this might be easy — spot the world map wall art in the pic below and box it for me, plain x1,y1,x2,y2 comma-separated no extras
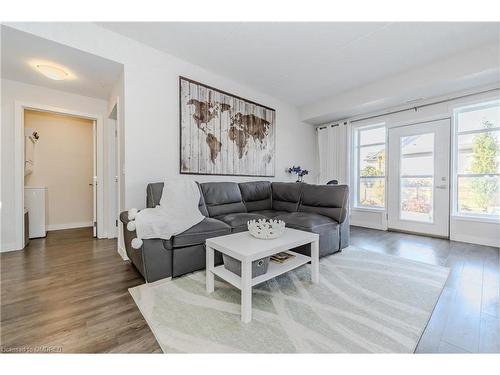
180,77,276,176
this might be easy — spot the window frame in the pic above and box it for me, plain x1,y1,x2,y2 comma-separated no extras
352,122,387,210
452,99,500,220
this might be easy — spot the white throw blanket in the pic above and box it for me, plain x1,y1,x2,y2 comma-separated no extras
127,180,205,249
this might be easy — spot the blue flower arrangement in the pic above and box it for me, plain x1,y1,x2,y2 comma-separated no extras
287,165,309,182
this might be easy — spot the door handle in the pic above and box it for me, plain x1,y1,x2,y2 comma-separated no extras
435,184,448,189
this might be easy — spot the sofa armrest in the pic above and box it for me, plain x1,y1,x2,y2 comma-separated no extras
120,211,173,282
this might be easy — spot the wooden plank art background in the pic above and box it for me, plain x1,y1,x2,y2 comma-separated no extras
180,77,276,177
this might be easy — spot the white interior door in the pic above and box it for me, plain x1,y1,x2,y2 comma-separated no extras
108,118,118,238
92,120,97,237
388,119,451,237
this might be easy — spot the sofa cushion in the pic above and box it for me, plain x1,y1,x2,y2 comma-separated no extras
201,182,246,217
275,211,337,230
238,181,272,212
146,182,209,216
251,209,289,219
299,184,348,223
172,217,231,248
215,212,268,232
275,212,340,257
271,182,302,212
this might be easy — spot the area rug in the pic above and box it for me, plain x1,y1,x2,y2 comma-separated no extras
129,247,449,353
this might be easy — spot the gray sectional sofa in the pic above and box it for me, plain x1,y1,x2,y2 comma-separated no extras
120,181,349,282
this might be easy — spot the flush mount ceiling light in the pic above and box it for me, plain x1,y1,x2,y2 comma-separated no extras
35,64,69,80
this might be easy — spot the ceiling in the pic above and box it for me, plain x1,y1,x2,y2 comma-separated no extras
97,22,499,106
1,26,123,99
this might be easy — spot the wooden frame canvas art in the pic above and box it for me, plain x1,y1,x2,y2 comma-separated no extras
180,77,276,176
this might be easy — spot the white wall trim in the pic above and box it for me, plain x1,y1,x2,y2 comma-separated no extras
350,220,386,231
47,222,93,231
14,101,106,251
107,96,121,240
117,242,129,261
1,243,20,253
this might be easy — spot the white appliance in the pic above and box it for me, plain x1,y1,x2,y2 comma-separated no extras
24,186,47,238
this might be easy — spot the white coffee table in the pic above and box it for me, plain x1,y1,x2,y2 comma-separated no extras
205,228,319,323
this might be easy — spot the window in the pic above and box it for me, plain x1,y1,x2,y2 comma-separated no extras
353,124,386,208
454,100,500,218
399,133,435,223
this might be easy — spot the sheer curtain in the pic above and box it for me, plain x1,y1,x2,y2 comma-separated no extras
317,121,351,185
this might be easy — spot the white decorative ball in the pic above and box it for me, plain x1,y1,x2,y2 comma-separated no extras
247,219,285,239
131,238,143,249
128,208,138,220
127,221,136,231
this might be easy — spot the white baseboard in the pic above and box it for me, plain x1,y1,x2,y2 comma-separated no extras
108,227,118,239
0,242,22,252
350,219,386,231
47,221,93,231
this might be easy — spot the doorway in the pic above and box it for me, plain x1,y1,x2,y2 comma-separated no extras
23,109,97,239
387,119,451,237
15,102,105,250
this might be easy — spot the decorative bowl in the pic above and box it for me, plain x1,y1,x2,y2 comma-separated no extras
247,219,286,239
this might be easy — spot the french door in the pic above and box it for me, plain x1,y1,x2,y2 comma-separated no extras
388,119,450,237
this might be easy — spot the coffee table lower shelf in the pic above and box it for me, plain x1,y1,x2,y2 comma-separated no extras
212,251,310,289
205,228,319,323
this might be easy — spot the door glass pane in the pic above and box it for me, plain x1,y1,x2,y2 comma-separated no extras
359,145,385,176
400,133,434,176
457,131,500,174
400,177,434,222
399,133,434,223
457,175,500,215
359,177,385,207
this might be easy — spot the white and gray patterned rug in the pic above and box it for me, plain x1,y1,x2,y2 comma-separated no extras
129,247,449,353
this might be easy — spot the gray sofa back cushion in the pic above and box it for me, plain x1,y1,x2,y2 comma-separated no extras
299,184,349,223
146,182,164,208
238,181,272,212
146,182,209,217
200,182,246,217
271,182,302,212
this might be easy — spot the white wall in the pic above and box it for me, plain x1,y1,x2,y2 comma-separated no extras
24,110,94,230
348,87,500,248
301,42,500,125
1,79,109,250
2,23,317,250
6,23,317,204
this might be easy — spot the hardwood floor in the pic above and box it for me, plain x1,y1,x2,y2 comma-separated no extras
0,228,161,353
350,226,500,353
1,226,498,353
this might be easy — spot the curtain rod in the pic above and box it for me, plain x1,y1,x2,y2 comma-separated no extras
316,122,348,130
349,87,499,124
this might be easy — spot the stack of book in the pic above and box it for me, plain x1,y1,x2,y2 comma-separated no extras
270,252,295,264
